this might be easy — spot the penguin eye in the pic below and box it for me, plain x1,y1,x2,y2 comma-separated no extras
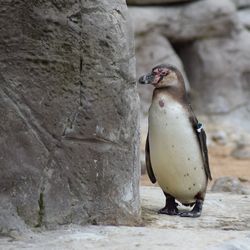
153,68,162,75
152,68,169,76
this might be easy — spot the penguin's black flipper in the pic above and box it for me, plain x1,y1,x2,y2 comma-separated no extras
188,105,212,181
145,133,157,184
196,125,212,181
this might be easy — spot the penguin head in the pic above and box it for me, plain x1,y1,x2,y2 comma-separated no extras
139,64,183,89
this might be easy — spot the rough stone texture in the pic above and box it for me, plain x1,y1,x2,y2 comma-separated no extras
177,30,250,132
129,0,237,42
129,0,250,146
238,9,250,30
231,0,250,8
211,177,249,194
1,187,250,249
231,142,250,159
0,0,140,233
210,131,228,145
127,0,193,5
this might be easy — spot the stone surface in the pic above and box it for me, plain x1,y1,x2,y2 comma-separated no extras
177,30,250,132
127,0,193,5
231,0,250,8
0,0,140,233
211,176,249,194
231,142,250,159
1,186,250,249
129,0,237,42
210,131,228,145
238,9,250,30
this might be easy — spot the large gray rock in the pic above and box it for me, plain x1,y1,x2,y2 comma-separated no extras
177,30,250,132
129,0,237,42
0,0,140,234
230,0,250,8
211,177,249,194
127,0,193,5
231,140,250,159
238,9,250,30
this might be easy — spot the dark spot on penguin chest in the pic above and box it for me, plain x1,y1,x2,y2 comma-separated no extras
159,100,165,107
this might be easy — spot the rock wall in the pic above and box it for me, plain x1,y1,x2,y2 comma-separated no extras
127,0,250,170
128,0,250,135
0,0,140,235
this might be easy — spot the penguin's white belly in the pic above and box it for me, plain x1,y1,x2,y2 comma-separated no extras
149,96,207,204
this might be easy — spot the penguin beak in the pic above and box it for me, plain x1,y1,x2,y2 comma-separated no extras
139,73,155,85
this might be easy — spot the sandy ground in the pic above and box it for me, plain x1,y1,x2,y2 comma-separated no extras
141,144,250,188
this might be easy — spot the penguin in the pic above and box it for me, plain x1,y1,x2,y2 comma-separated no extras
139,64,212,217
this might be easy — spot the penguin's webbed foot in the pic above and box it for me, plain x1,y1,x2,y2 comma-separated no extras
179,199,203,218
158,200,179,215
158,206,179,215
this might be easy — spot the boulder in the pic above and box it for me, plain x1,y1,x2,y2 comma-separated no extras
177,30,250,132
129,0,237,42
238,9,250,30
0,0,140,234
231,142,250,159
211,177,249,194
127,0,194,5
230,0,250,8
210,131,228,145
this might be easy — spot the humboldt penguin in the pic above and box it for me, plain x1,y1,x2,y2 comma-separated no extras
139,64,212,217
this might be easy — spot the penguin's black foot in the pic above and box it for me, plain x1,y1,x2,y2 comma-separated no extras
179,199,203,218
158,205,179,215
158,194,179,215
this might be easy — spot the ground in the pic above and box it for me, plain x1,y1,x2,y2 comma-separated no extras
1,186,250,250
1,143,250,249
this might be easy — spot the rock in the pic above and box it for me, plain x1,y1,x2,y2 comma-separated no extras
231,143,250,159
210,131,228,145
211,177,249,194
0,0,140,233
129,0,237,42
127,0,193,5
230,0,250,8
0,197,31,239
177,30,250,132
238,9,250,30
140,151,146,175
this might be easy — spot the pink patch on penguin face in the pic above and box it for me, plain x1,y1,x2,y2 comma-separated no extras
153,68,169,76
152,67,170,85
159,99,165,107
